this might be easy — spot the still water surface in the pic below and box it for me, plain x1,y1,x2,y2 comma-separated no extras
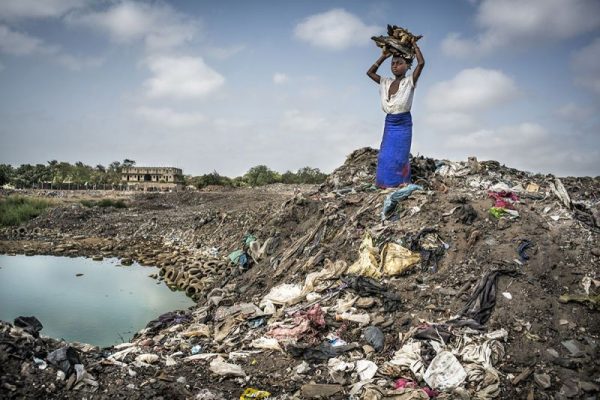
0,255,194,347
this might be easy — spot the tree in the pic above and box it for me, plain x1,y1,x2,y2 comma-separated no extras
296,166,327,184
189,171,234,188
0,164,13,186
122,159,136,168
281,170,297,184
243,165,280,186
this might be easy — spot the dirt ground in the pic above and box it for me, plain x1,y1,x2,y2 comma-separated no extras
1,149,599,399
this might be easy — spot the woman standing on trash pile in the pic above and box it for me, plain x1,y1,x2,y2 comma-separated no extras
367,37,425,188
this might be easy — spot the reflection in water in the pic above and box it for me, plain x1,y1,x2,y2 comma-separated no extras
0,255,194,347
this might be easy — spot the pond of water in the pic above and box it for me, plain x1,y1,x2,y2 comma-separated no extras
0,255,194,347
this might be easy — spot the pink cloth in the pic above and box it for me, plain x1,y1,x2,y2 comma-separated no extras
394,378,437,398
267,305,325,342
488,191,519,209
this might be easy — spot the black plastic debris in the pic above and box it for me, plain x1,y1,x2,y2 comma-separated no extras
14,316,43,338
456,204,477,225
414,324,453,344
363,326,384,352
47,346,81,376
144,310,192,335
342,276,402,312
288,341,359,361
403,227,447,273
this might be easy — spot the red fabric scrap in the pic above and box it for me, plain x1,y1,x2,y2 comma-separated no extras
394,378,438,398
488,191,519,209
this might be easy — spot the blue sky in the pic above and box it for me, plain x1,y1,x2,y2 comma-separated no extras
0,0,598,176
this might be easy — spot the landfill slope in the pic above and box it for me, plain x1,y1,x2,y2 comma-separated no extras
0,148,599,399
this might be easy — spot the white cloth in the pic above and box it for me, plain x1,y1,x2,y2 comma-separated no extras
380,75,415,114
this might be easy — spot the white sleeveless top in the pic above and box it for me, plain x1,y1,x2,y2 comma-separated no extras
379,75,415,114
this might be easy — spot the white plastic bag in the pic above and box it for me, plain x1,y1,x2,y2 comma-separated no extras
423,351,466,390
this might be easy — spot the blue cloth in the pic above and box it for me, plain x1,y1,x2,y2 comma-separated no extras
376,112,413,188
381,184,423,220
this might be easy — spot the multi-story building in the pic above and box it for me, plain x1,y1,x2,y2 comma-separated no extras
121,167,184,191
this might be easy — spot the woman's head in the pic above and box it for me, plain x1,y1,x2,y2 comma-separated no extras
391,55,412,77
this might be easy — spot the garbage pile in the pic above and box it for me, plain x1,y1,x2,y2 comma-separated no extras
1,148,599,399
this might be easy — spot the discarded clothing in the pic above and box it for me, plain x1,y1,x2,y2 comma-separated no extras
144,310,191,335
342,276,403,312
288,341,359,361
388,341,425,379
451,268,518,327
268,304,325,342
14,316,43,338
381,184,423,219
517,239,534,261
414,324,453,345
376,112,413,188
402,228,447,273
394,379,437,398
488,191,519,209
228,249,250,268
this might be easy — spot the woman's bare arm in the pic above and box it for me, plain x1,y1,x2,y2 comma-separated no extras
367,50,391,84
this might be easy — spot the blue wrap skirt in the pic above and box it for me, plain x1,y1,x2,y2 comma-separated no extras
376,112,412,188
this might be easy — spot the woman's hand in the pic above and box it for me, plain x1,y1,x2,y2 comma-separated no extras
410,36,419,48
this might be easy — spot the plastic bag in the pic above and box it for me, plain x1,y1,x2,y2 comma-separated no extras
423,351,467,390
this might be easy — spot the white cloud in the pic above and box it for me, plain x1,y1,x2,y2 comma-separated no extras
0,24,101,70
571,37,600,94
442,0,600,57
448,122,547,150
280,110,328,132
143,55,224,99
294,9,378,50
273,73,288,84
67,1,197,51
135,106,206,128
54,53,103,70
0,0,86,20
425,68,519,112
422,111,478,133
556,102,595,122
416,67,600,175
205,45,245,60
0,24,52,56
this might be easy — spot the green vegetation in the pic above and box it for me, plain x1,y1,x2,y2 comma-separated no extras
186,166,328,189
1,158,328,190
0,196,52,227
80,199,127,208
0,159,137,188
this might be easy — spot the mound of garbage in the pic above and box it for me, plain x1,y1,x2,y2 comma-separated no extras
1,148,599,399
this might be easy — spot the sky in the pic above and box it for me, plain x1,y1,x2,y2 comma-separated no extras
0,0,598,177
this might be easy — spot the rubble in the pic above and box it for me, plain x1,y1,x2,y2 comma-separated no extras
1,148,599,399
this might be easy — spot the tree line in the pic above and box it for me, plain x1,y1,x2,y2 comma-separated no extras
0,160,328,189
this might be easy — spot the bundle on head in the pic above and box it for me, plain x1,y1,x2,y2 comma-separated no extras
372,24,422,60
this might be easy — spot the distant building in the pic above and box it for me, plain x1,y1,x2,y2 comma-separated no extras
121,166,184,191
